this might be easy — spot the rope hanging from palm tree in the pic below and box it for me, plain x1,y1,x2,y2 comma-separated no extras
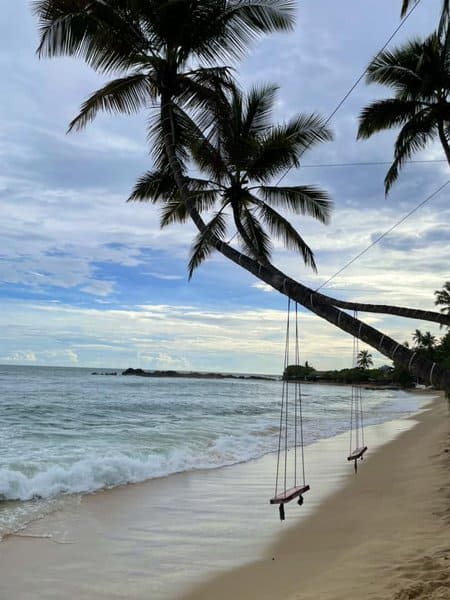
348,310,368,472
270,299,309,521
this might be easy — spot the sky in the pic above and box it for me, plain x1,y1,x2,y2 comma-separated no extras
0,0,449,373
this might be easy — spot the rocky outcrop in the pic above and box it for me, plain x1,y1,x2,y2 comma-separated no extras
120,368,275,381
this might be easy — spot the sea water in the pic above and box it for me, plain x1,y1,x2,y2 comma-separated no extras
0,364,423,539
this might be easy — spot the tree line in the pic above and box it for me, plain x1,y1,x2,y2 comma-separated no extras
284,281,450,386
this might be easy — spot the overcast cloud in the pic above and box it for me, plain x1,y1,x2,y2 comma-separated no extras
0,0,448,372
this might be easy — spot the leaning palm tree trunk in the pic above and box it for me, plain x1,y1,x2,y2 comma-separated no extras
313,294,449,325
161,98,450,391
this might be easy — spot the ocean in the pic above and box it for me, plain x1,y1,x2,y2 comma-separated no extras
0,364,424,542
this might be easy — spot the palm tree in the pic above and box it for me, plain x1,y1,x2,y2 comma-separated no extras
412,329,436,353
435,281,450,325
358,32,450,194
412,328,425,348
422,331,437,352
35,1,450,390
130,84,332,276
356,349,373,370
34,1,295,186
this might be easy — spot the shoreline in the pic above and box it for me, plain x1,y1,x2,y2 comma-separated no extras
180,392,449,600
0,391,446,599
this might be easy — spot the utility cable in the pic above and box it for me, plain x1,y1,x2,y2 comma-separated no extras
315,179,450,292
301,158,445,169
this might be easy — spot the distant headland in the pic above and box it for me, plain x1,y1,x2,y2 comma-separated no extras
92,367,276,381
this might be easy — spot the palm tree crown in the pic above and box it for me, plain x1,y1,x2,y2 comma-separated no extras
357,33,450,194
412,329,437,351
130,84,333,276
356,349,373,369
34,0,296,172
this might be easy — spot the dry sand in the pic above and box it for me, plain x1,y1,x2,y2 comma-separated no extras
180,393,449,600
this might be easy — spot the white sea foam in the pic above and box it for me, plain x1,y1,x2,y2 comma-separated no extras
0,435,275,502
0,455,187,501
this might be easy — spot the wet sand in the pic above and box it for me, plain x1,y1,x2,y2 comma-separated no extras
0,394,447,599
181,393,449,600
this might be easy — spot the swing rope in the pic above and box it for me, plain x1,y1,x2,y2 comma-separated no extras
348,310,367,469
274,299,307,499
274,300,288,498
295,302,306,488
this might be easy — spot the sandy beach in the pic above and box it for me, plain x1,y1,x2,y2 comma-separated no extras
0,392,448,599
181,393,449,600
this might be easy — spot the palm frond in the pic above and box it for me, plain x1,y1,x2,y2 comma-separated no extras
159,199,188,226
189,126,230,183
149,103,195,171
199,0,296,63
286,113,334,149
34,0,146,73
383,161,401,196
243,84,278,136
239,207,272,262
400,0,412,17
188,212,228,278
128,169,178,203
254,201,317,271
258,186,332,223
248,114,332,182
68,73,156,131
439,1,450,38
365,34,447,101
384,110,436,193
160,188,219,227
129,169,218,225
435,281,450,314
357,99,420,139
366,40,424,93
177,66,234,133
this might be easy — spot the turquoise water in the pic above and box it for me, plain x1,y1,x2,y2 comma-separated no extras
0,364,422,537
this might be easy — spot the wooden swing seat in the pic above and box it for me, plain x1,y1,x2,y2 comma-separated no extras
347,446,367,461
270,484,310,505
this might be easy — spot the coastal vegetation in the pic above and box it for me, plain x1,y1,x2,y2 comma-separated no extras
284,363,413,387
34,1,450,389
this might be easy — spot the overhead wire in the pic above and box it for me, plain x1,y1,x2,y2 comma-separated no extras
315,179,450,292
301,158,446,169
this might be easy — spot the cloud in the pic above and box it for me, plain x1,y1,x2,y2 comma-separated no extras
0,349,79,365
138,352,192,370
81,280,115,297
142,272,185,281
0,299,436,373
252,282,275,293
2,351,37,363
